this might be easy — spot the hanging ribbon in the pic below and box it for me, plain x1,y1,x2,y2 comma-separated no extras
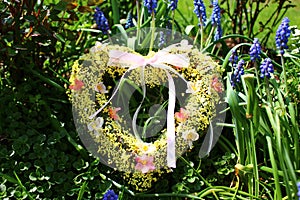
89,49,192,168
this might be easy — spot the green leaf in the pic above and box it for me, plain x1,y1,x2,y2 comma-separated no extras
54,33,66,43
113,24,128,41
37,186,44,193
0,184,6,195
0,173,18,184
185,25,196,35
187,176,197,183
77,181,88,200
187,169,193,177
54,1,68,11
111,0,120,25
29,172,37,181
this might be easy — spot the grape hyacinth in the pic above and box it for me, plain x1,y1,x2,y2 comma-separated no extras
103,189,118,200
169,0,178,11
211,0,222,41
125,13,134,29
94,7,109,34
193,0,207,26
158,31,165,48
249,38,261,61
214,25,222,41
211,0,221,26
231,59,245,87
275,17,291,55
260,58,274,79
144,0,158,14
229,50,238,67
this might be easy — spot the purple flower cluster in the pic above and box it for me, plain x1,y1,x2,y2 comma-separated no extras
249,38,261,61
229,50,238,66
125,13,134,29
211,0,222,41
169,0,178,11
144,0,158,14
158,31,165,48
214,24,222,41
103,189,118,200
260,58,274,79
211,0,221,26
94,7,109,35
193,0,207,26
275,17,291,55
231,59,245,87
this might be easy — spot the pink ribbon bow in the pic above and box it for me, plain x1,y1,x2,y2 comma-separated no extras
89,49,191,168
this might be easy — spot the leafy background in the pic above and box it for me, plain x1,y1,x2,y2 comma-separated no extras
0,0,299,199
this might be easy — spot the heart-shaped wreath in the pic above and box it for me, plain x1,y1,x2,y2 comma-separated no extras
69,40,223,190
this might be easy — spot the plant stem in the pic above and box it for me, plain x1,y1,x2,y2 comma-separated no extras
194,17,204,49
108,34,113,44
266,136,282,200
250,123,259,198
13,171,34,200
254,61,262,98
179,157,210,186
280,54,288,95
149,12,155,52
265,78,272,104
136,0,141,43
205,25,216,47
171,10,175,40
193,27,200,46
179,157,220,200
200,23,204,50
245,128,253,198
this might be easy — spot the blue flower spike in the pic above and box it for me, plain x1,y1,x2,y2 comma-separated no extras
158,31,165,48
103,189,118,200
125,13,134,29
229,50,238,67
260,58,274,79
193,0,207,26
211,0,222,41
94,7,110,35
144,0,158,14
214,24,222,41
169,0,178,11
211,0,221,26
231,59,245,87
275,17,291,55
249,38,261,62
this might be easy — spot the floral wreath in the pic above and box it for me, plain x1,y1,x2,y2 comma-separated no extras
69,40,223,190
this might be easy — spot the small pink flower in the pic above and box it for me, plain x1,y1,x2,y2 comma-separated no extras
211,77,223,93
109,107,121,120
135,155,155,173
175,108,188,122
69,79,84,91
